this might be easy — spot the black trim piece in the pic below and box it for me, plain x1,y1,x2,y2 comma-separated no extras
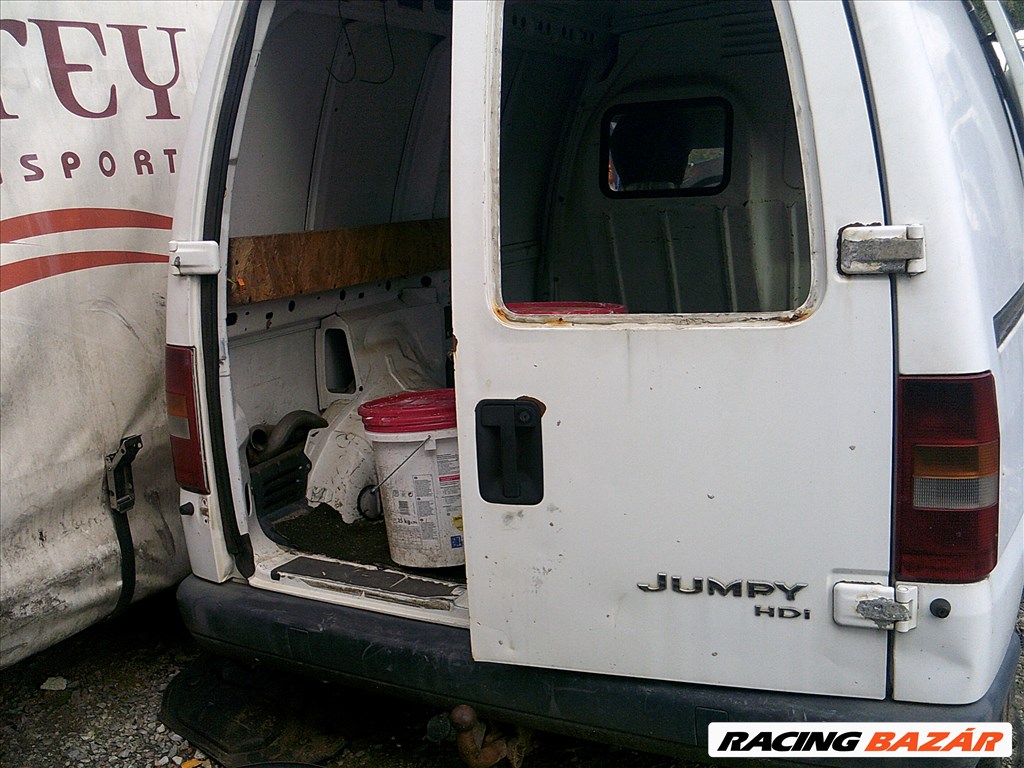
178,576,1018,767
842,1,890,225
203,1,259,242
994,281,1024,347
842,0,900,700
105,434,142,617
199,0,262,578
108,510,136,618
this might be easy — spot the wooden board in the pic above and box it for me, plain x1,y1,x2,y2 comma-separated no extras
227,218,450,305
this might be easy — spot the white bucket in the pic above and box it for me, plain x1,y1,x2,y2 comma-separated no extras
358,389,464,568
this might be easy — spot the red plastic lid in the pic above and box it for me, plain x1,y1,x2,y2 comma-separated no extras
358,389,456,433
506,301,627,315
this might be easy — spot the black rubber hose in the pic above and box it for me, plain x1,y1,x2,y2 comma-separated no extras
247,410,327,465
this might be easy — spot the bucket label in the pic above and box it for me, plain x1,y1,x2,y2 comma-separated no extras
437,452,459,478
373,435,465,567
392,497,418,538
436,450,462,550
412,474,440,543
413,477,434,497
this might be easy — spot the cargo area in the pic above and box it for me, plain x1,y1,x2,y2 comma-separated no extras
164,0,1024,723
223,0,811,623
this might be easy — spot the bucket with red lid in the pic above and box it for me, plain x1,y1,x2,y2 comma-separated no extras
357,389,463,568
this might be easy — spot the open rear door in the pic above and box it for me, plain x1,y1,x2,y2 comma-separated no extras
452,0,896,697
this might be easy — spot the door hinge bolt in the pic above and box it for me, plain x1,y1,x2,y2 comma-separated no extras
894,584,918,633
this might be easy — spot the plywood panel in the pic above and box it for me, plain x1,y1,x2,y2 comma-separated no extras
228,219,450,305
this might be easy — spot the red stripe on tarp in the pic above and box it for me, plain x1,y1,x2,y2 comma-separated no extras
0,208,172,244
0,251,168,292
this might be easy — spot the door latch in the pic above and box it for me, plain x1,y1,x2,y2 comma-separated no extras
839,224,926,275
475,399,544,505
105,435,143,513
170,240,221,276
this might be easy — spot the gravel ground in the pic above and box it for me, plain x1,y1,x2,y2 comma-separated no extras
0,593,684,768
0,594,203,768
0,592,1021,768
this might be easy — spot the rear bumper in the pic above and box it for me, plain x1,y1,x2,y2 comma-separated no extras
177,576,1019,766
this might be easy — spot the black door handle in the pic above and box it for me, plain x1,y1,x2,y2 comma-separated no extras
475,399,544,505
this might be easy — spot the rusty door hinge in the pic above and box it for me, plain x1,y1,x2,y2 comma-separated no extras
833,582,919,632
839,224,926,275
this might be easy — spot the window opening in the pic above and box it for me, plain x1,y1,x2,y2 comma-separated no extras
498,0,812,315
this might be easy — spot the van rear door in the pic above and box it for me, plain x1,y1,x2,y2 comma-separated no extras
452,1,896,697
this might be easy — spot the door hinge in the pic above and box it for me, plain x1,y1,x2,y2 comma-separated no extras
839,224,926,275
833,582,918,632
170,240,221,276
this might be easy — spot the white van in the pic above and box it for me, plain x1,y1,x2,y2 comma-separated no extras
165,0,1024,763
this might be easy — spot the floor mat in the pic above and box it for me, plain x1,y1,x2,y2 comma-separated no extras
267,503,466,584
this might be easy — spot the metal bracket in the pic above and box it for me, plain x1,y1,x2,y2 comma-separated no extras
105,435,143,513
170,240,221,276
833,581,919,632
839,224,926,275
893,584,919,633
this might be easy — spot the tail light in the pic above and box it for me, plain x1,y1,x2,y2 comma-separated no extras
166,345,209,494
895,373,999,582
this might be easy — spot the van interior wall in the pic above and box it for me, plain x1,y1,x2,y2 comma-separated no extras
229,3,452,237
228,5,336,238
225,4,454,373
509,0,810,313
223,1,456,558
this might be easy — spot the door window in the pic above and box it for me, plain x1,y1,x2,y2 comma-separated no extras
498,1,812,315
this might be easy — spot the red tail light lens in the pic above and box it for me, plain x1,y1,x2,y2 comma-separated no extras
166,345,209,494
895,373,999,582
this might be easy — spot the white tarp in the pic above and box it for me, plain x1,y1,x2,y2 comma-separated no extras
0,0,222,667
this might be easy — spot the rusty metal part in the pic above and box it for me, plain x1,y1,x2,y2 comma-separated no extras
451,705,507,767
856,595,913,629
507,725,533,768
448,705,533,768
450,704,509,768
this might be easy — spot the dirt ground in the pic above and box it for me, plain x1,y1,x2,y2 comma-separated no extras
0,592,687,768
1,592,1021,768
